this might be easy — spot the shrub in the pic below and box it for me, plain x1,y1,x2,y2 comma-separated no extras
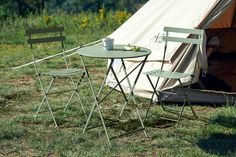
0,10,131,46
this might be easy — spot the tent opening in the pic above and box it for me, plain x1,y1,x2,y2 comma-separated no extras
197,2,236,92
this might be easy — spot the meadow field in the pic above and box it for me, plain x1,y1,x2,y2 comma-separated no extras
0,11,236,157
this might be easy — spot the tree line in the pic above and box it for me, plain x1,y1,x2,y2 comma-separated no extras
0,0,148,20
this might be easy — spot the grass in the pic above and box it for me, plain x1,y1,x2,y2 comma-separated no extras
1,12,236,156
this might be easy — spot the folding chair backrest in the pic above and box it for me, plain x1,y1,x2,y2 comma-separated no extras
26,27,67,73
26,27,65,49
161,27,204,70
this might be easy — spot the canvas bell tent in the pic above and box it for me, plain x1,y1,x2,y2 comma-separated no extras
106,0,236,104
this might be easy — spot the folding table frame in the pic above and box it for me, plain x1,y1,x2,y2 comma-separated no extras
77,44,151,146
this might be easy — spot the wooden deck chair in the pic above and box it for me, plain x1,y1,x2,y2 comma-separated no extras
144,27,204,127
26,27,87,127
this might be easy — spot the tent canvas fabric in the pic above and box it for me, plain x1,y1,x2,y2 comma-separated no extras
106,0,236,104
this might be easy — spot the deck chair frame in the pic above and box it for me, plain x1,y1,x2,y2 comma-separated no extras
26,27,87,127
144,26,204,126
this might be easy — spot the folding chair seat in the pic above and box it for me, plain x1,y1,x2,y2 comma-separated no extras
41,68,84,77
26,27,87,127
144,26,205,127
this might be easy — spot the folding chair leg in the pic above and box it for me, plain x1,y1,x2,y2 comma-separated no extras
176,99,197,127
38,89,58,127
35,78,54,117
190,105,198,118
36,77,57,127
144,76,198,127
35,96,46,117
64,89,87,117
183,89,198,119
64,74,87,117
144,75,159,121
176,100,186,127
45,96,58,127
185,94,198,119
175,79,198,127
64,90,76,110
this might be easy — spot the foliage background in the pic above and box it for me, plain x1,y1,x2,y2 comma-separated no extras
1,1,236,156
0,0,148,46
0,0,148,19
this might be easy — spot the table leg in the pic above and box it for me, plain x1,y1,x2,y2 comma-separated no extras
120,59,136,104
118,57,149,137
80,56,111,146
119,56,148,116
110,66,128,102
80,55,149,145
108,60,147,137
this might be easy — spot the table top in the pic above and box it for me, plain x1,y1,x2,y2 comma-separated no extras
77,44,151,59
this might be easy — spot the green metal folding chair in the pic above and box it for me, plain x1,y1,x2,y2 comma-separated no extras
26,27,87,127
144,26,205,126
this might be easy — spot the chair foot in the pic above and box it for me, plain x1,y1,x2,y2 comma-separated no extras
190,106,198,119
160,103,198,127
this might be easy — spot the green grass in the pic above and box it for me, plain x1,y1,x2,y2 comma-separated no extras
1,12,236,156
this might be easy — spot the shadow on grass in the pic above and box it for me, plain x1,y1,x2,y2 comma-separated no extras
114,116,176,132
198,115,236,156
145,118,176,128
198,133,236,156
211,115,236,129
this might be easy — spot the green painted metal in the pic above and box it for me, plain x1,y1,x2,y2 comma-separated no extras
144,26,204,127
26,27,88,127
26,27,64,35
41,68,85,77
164,26,204,34
77,44,150,59
78,44,150,146
144,69,193,79
163,36,203,44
